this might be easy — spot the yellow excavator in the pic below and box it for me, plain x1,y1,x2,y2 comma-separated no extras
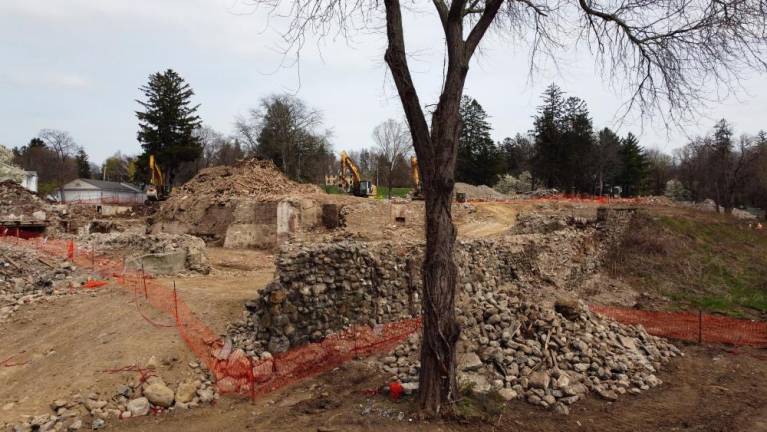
146,154,168,201
410,156,424,200
338,151,377,198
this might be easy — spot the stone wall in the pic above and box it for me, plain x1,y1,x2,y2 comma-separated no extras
229,209,633,356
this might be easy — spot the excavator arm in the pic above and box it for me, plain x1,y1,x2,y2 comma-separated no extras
337,151,376,197
147,154,167,201
410,156,424,200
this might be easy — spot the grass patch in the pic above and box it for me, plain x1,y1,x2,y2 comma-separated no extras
322,185,412,199
376,187,412,199
322,185,345,195
450,385,505,423
607,210,767,318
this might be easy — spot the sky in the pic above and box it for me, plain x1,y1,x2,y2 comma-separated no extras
1,0,767,165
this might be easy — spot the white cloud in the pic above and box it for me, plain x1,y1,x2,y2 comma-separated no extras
0,71,92,89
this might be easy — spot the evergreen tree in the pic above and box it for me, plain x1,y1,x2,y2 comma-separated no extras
500,134,534,176
595,128,623,195
531,84,566,188
75,148,91,178
135,69,202,185
617,132,647,196
561,96,596,193
455,96,503,185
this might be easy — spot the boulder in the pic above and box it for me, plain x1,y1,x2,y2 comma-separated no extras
143,382,175,408
126,398,149,417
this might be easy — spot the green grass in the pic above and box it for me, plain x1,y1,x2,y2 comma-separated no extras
322,185,346,195
322,185,412,199
375,187,412,199
608,211,767,318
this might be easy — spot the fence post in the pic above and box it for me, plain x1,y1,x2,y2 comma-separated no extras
173,280,179,326
698,309,703,344
141,260,148,300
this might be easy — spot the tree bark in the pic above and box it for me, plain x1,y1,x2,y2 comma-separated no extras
381,0,500,415
417,132,461,414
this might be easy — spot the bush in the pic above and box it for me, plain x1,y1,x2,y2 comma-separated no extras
664,179,690,201
494,171,532,194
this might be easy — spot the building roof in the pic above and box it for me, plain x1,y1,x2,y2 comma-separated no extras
64,178,143,194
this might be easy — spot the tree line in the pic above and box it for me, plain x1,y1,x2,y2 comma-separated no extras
8,69,413,197
454,84,767,213
9,73,767,213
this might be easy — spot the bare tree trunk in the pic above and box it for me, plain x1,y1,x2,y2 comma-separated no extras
418,163,460,414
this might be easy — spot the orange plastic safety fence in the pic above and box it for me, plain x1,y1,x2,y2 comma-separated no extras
590,305,767,347
0,233,421,399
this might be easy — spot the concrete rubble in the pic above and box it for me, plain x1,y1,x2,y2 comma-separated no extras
224,209,678,413
149,158,335,249
78,232,211,275
0,180,60,231
5,359,218,432
0,243,86,322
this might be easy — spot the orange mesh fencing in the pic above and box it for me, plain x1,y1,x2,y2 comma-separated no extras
3,232,764,401
0,233,421,399
590,305,767,347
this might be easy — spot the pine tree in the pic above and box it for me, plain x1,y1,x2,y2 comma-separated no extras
455,96,503,185
75,148,91,179
595,128,623,195
531,84,566,188
617,132,647,196
561,96,596,193
135,69,202,185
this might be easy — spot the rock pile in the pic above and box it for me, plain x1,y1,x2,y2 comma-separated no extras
0,244,83,322
227,239,526,356
5,359,217,431
454,182,510,201
78,232,211,275
228,210,635,371
376,290,680,414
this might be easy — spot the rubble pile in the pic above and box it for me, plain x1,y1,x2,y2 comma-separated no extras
523,188,560,198
5,359,218,431
376,292,680,414
79,232,211,275
455,182,510,201
0,180,55,223
227,209,631,357
0,244,83,322
227,239,526,356
161,158,320,207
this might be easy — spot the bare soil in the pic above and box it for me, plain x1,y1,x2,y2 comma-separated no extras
106,344,767,432
3,202,766,432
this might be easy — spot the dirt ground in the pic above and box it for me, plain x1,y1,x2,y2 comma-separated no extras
105,344,767,432
154,247,274,333
0,247,276,427
2,200,766,431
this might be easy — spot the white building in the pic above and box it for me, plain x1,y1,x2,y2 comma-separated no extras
20,171,38,192
58,179,145,204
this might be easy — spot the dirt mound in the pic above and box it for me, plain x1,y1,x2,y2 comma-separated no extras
455,182,509,201
165,159,320,206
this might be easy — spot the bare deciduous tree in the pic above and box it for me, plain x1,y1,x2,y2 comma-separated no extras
38,128,77,201
250,0,767,414
373,119,412,198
